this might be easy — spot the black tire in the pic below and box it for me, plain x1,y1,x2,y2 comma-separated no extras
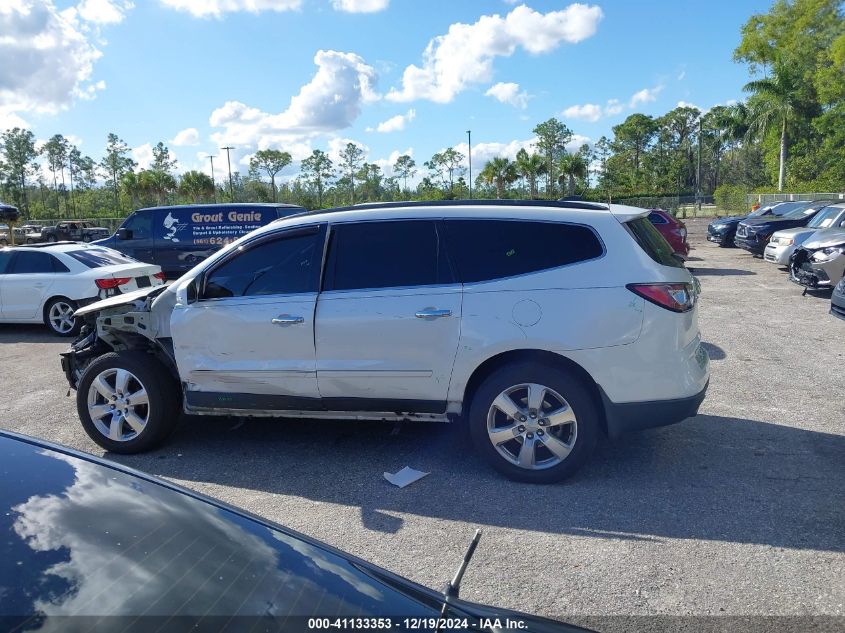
77,351,180,454
468,362,599,483
44,297,81,337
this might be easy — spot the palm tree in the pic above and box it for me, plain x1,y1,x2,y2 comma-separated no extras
179,170,215,202
479,157,517,199
515,150,546,199
121,171,142,209
558,153,588,196
743,59,802,191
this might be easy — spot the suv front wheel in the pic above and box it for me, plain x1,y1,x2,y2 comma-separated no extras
77,351,180,453
468,363,599,483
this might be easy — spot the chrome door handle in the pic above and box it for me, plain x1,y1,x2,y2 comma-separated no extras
271,315,304,325
415,309,452,319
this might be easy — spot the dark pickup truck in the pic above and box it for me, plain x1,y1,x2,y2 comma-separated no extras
41,221,111,243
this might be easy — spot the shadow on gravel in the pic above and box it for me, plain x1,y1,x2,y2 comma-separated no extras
0,323,59,344
689,268,755,276
701,342,727,360
109,412,845,553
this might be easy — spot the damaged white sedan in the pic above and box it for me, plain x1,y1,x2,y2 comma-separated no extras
62,200,709,483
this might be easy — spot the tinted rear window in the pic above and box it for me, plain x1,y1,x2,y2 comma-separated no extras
67,249,137,268
10,251,68,273
324,220,453,291
625,218,684,268
442,219,603,283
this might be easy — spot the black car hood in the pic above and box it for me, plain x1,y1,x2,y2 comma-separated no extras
711,215,747,226
0,432,589,632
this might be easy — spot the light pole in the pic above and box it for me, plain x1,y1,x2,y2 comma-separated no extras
696,116,703,216
466,130,472,198
208,154,218,204
221,146,235,202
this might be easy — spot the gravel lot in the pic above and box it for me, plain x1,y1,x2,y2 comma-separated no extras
1,219,843,630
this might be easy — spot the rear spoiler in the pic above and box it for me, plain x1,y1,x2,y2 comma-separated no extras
608,203,650,224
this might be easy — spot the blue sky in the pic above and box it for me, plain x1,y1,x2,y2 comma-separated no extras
2,0,773,182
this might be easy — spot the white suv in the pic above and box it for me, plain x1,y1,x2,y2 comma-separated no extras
62,201,709,483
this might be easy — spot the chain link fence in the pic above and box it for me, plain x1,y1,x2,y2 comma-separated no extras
614,195,717,218
22,217,124,232
746,192,845,206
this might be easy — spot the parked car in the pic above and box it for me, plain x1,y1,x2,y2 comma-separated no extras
41,220,110,243
0,430,587,632
764,203,845,265
707,201,806,247
647,208,689,258
0,243,164,336
18,224,45,244
789,228,845,290
94,203,306,278
734,200,833,256
831,277,845,320
62,200,709,483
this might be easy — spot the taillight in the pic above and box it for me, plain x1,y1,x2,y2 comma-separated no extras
153,271,166,281
627,283,695,313
95,277,131,289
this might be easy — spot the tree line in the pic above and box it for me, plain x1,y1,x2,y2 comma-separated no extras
1,0,842,220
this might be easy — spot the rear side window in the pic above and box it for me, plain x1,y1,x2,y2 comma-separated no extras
442,219,604,283
0,251,11,274
203,228,322,299
648,211,669,225
68,249,136,268
10,251,68,274
625,218,684,268
324,220,453,291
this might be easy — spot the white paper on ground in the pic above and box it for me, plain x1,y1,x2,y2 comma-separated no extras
384,466,429,488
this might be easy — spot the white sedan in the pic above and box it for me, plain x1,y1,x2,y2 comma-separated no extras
0,243,164,336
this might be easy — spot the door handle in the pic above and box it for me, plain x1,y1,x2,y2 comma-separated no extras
415,309,452,319
271,315,304,325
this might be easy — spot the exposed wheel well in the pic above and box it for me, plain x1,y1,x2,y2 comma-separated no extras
462,349,608,435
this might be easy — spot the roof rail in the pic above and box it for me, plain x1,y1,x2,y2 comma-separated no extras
305,199,610,215
12,241,84,248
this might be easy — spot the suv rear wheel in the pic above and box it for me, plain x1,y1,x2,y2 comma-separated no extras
77,351,180,453
468,363,599,483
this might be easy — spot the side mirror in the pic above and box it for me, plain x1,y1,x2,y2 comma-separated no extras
117,227,132,240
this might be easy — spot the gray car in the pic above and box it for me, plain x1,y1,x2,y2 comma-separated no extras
790,227,845,290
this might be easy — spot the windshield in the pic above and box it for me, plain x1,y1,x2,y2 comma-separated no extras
770,202,808,216
67,248,137,267
783,204,819,219
807,206,843,228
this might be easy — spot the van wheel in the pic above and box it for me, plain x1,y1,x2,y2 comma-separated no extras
468,363,599,483
44,297,81,336
77,351,180,454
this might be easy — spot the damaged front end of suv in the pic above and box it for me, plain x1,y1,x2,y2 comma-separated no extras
789,229,845,291
60,285,179,389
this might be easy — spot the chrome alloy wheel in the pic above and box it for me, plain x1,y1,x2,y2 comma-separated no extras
486,383,577,470
87,368,150,442
48,301,76,334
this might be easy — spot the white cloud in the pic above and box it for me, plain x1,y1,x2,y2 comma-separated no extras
484,82,530,109
387,3,602,103
131,143,154,169
331,0,389,13
159,0,301,18
629,85,663,107
373,109,415,133
372,147,413,175
561,103,602,122
676,100,701,111
0,0,112,120
326,137,369,164
77,0,134,24
604,98,624,115
209,50,378,153
170,127,200,146
453,134,590,171
677,70,686,81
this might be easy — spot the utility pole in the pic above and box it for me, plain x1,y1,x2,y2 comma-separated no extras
221,146,235,202
696,117,702,216
466,130,472,198
208,155,218,204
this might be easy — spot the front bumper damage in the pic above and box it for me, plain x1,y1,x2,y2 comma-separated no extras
789,247,836,289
